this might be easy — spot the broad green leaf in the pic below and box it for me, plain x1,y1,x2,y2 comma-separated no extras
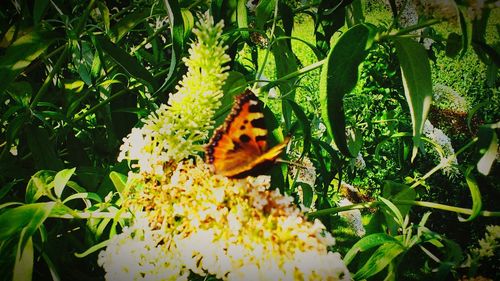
278,2,293,41
346,0,365,27
109,171,128,197
0,29,55,93
26,170,56,203
272,29,298,129
96,1,111,32
320,24,371,157
96,35,158,90
297,182,313,208
26,125,64,171
286,100,311,158
393,37,433,161
90,50,102,78
237,0,249,40
476,123,499,175
353,242,405,280
344,233,402,264
13,234,33,281
33,0,49,24
459,167,482,222
255,0,276,30
54,168,76,198
0,202,55,244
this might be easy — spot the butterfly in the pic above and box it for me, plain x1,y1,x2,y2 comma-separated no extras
206,89,290,178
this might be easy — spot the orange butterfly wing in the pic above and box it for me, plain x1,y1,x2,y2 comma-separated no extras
206,90,289,178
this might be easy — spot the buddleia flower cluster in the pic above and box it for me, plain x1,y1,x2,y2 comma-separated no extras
117,14,230,175
99,159,350,280
99,14,350,281
423,119,460,178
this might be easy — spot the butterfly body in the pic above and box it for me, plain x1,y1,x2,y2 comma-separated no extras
206,90,289,178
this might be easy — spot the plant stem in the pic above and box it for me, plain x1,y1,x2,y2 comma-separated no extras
306,198,500,218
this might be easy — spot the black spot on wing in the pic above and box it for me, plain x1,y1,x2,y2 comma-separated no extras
255,135,267,142
239,134,251,143
249,103,261,113
251,118,266,129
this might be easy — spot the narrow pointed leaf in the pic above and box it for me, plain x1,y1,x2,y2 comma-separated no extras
96,35,157,90
353,242,405,280
476,123,499,175
0,29,55,93
459,167,482,222
13,234,33,281
393,37,433,161
54,168,76,198
344,233,402,264
320,24,371,157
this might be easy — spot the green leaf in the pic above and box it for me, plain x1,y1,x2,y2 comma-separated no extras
26,170,55,203
379,196,404,226
180,8,194,41
459,167,482,222
237,0,249,40
96,35,158,90
345,233,402,264
320,24,371,157
96,1,111,33
26,125,64,171
446,32,462,58
13,234,33,281
0,29,55,93
0,202,55,245
393,37,433,161
476,123,499,175
286,100,311,158
53,168,76,198
353,242,405,280
74,239,109,258
381,181,416,233
62,192,102,205
159,0,185,95
272,29,298,129
314,0,350,56
109,171,127,198
457,8,471,57
90,50,102,78
33,0,49,25
297,182,313,208
255,0,276,30
109,9,149,42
